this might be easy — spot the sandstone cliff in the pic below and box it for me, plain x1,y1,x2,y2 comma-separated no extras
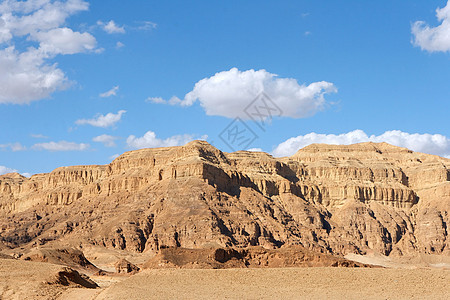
0,141,448,257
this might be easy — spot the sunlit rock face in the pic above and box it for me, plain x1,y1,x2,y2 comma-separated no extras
0,141,449,257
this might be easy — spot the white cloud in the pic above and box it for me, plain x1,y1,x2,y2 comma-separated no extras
412,0,450,52
147,97,165,104
99,86,119,98
127,131,207,150
0,165,17,175
0,0,98,104
32,140,89,151
147,96,185,106
136,21,157,31
97,20,125,34
0,0,89,41
116,41,124,48
33,27,97,55
148,68,336,119
0,142,26,151
0,46,69,104
247,148,263,152
93,134,119,147
30,133,48,139
0,165,31,177
272,130,450,158
75,110,126,128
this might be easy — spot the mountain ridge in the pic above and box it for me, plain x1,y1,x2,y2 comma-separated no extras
0,141,448,259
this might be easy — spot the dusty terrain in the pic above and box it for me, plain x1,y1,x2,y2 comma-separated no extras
1,258,448,299
91,268,450,300
0,258,98,299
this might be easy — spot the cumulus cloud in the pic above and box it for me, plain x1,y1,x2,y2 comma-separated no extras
32,140,89,151
127,131,207,150
0,0,89,41
97,20,125,34
92,134,119,147
0,165,17,175
33,27,97,55
0,0,98,104
99,86,119,98
148,68,336,119
0,142,26,151
272,130,450,158
412,0,450,52
0,46,69,104
75,110,126,128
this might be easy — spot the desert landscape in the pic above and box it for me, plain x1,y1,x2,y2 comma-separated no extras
1,0,450,299
0,141,449,299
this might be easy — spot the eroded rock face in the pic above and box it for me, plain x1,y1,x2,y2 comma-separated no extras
114,258,140,274
0,141,448,257
143,246,371,269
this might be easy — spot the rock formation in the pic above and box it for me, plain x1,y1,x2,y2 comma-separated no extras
20,247,101,273
0,141,448,258
114,258,140,274
44,266,99,288
143,246,371,269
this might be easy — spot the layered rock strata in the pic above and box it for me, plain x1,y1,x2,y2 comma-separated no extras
0,141,448,257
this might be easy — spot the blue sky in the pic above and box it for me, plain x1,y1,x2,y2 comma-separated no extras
1,0,450,176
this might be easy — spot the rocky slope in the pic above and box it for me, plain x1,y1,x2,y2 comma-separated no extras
0,141,448,258
0,258,98,299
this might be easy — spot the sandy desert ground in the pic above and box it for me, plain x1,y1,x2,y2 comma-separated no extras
75,268,450,300
2,258,448,300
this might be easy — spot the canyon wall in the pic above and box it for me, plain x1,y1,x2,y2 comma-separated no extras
0,141,448,257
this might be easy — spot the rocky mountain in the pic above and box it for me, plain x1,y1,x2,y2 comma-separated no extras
0,141,449,258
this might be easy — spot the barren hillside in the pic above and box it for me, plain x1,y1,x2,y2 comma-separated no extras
1,141,448,259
